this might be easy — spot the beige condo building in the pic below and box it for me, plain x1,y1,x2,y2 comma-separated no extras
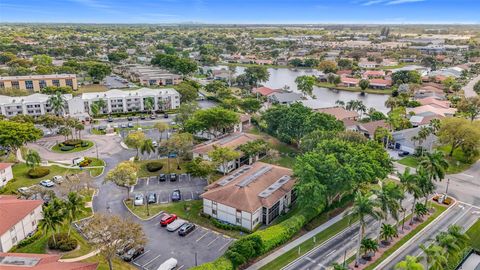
0,74,78,92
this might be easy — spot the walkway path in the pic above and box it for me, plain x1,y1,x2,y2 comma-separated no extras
59,249,101,262
247,209,348,270
463,74,480,98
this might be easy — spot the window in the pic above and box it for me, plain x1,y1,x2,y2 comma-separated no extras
52,80,60,87
66,79,73,87
0,82,4,89
25,80,34,90
30,211,34,216
212,209,217,215
12,236,17,244
11,81,20,89
10,227,15,232
39,80,47,89
236,217,241,224
32,220,36,226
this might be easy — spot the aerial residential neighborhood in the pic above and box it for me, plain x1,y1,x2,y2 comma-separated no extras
0,1,479,270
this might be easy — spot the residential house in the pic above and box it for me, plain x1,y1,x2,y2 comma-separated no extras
369,78,393,89
201,162,296,230
193,133,262,174
252,86,279,97
317,106,360,121
358,61,379,69
340,77,360,87
0,252,98,269
0,163,13,188
363,70,385,79
267,92,302,105
407,105,456,117
0,196,43,252
392,127,437,153
356,120,389,139
409,114,444,127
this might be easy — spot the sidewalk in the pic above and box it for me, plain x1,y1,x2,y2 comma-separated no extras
59,249,100,262
246,209,348,270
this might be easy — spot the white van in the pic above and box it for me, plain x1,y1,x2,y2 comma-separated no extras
166,219,186,232
157,258,177,270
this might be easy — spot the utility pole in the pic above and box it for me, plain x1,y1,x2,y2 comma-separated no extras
195,252,198,266
445,178,450,196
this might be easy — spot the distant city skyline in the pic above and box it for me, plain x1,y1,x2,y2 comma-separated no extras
0,0,479,24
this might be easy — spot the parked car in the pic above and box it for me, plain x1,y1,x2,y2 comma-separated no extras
178,223,196,236
398,151,410,157
167,218,186,232
17,187,30,194
158,258,177,270
121,246,145,261
150,114,156,119
158,174,166,182
152,141,158,147
134,194,144,206
147,193,157,204
169,173,177,182
127,116,133,121
107,117,113,122
171,189,181,202
127,122,134,128
52,175,63,184
163,113,169,118
140,115,146,120
121,123,127,128
40,180,54,188
116,240,134,255
160,214,177,226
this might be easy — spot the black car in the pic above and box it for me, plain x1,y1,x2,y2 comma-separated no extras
158,174,166,182
169,173,177,182
147,193,157,204
107,117,113,122
398,151,410,157
164,113,169,118
171,189,181,202
178,223,196,236
140,115,146,120
121,246,144,261
127,116,133,121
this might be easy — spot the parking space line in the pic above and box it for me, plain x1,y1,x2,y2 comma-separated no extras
142,254,161,267
196,231,209,242
177,265,184,270
146,178,149,186
218,239,233,251
207,235,220,247
132,250,151,262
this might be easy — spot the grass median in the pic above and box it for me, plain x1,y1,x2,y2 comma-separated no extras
466,218,480,250
51,140,94,153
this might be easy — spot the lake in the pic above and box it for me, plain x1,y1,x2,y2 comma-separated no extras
213,65,390,113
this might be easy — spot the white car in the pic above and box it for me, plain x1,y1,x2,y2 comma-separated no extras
152,141,158,147
134,194,144,206
40,180,54,188
157,258,177,270
17,187,30,194
52,175,63,184
166,219,186,232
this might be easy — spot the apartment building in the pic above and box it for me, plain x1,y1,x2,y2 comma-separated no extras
117,65,182,86
202,162,296,230
0,163,14,188
0,74,78,92
0,88,180,118
0,196,43,252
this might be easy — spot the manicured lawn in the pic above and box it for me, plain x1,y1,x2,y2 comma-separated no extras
91,128,106,135
82,255,138,270
86,157,105,177
135,159,186,178
466,218,480,250
51,140,94,153
77,84,108,93
398,156,419,168
1,163,80,194
126,200,244,238
363,203,447,270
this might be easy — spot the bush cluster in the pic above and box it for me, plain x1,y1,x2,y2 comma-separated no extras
27,167,50,178
47,233,78,251
63,139,83,146
79,158,93,167
211,218,251,234
60,145,75,151
12,231,41,250
146,161,163,172
58,140,89,151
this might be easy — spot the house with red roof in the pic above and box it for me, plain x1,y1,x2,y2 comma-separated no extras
0,196,43,252
0,163,13,188
369,78,393,89
363,70,385,79
340,77,360,87
252,86,278,97
0,252,98,270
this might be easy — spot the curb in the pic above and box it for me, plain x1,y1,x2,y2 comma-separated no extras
373,200,457,270
122,199,165,221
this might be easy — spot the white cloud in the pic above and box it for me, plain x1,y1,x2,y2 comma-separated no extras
362,0,387,6
358,0,425,5
69,0,110,9
386,0,425,5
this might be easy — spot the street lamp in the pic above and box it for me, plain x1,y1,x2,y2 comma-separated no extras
445,178,450,196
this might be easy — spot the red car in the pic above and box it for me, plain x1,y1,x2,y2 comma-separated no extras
160,214,177,226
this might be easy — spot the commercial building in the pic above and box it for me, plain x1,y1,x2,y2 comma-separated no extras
0,74,77,92
117,65,182,86
0,196,43,252
202,162,296,230
0,163,14,188
0,252,98,270
0,88,180,118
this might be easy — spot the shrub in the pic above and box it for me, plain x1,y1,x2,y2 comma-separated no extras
190,256,233,270
146,161,163,172
79,158,92,167
60,145,75,151
27,167,50,178
11,230,42,250
81,141,89,147
211,218,251,233
63,139,83,146
47,233,78,251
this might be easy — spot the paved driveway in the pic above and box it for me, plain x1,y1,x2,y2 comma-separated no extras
463,74,480,98
132,175,207,203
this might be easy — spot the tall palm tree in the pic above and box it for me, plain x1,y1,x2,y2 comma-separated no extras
48,91,66,116
140,139,155,157
144,97,154,113
26,149,41,169
375,180,403,239
394,255,424,270
154,122,169,143
64,192,85,236
380,223,398,243
447,225,470,249
398,168,423,225
38,199,65,245
419,151,448,183
436,231,462,259
351,191,383,267
419,244,447,270
75,122,85,140
397,168,417,229
416,167,436,207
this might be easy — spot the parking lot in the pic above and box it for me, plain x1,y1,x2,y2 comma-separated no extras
132,174,207,203
133,216,234,269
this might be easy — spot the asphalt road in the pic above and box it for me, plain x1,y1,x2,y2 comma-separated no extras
463,74,480,98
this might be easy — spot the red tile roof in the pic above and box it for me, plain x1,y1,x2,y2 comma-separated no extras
363,70,385,77
0,252,98,270
252,87,277,96
340,77,360,85
0,163,13,170
369,78,392,86
0,196,43,235
317,107,359,120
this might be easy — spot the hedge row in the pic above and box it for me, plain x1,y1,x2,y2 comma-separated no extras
191,205,323,270
11,230,42,250
47,233,78,251
27,167,50,178
211,218,251,234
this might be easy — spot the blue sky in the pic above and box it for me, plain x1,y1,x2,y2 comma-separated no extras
0,0,478,24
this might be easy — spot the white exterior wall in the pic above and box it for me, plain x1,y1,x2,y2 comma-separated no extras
0,166,13,188
0,205,42,252
203,199,256,230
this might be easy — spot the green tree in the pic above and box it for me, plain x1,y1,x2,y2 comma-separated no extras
140,139,155,157
419,244,447,270
39,198,65,246
175,102,199,130
175,81,199,103
394,255,424,270
163,132,194,167
238,139,269,162
64,192,85,236
124,131,146,159
318,60,337,73
374,127,393,147
380,223,398,243
48,91,66,115
419,150,448,183
26,149,42,169
414,202,429,220
208,146,241,175
360,237,379,257
295,75,316,97
58,126,72,141
205,80,228,94
0,121,42,155
33,54,53,66
185,107,239,138
185,157,215,180
153,121,169,143
88,63,111,82
107,51,128,62
239,98,262,114
457,96,480,122
437,117,480,157
144,97,154,113
474,80,480,94
375,180,404,235
104,161,138,199
359,79,370,95
244,66,270,87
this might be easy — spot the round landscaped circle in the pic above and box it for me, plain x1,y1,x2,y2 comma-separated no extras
51,140,94,153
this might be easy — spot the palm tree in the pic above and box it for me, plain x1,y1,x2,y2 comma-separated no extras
436,231,462,259
394,255,424,270
416,167,436,207
351,191,383,267
380,223,398,244
38,199,65,245
419,244,447,270
26,149,41,169
75,122,85,140
154,122,169,143
48,91,66,116
335,100,345,108
360,237,379,258
419,151,448,183
144,97,154,113
64,192,85,236
447,225,470,249
414,202,429,220
140,139,155,158
397,168,417,229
